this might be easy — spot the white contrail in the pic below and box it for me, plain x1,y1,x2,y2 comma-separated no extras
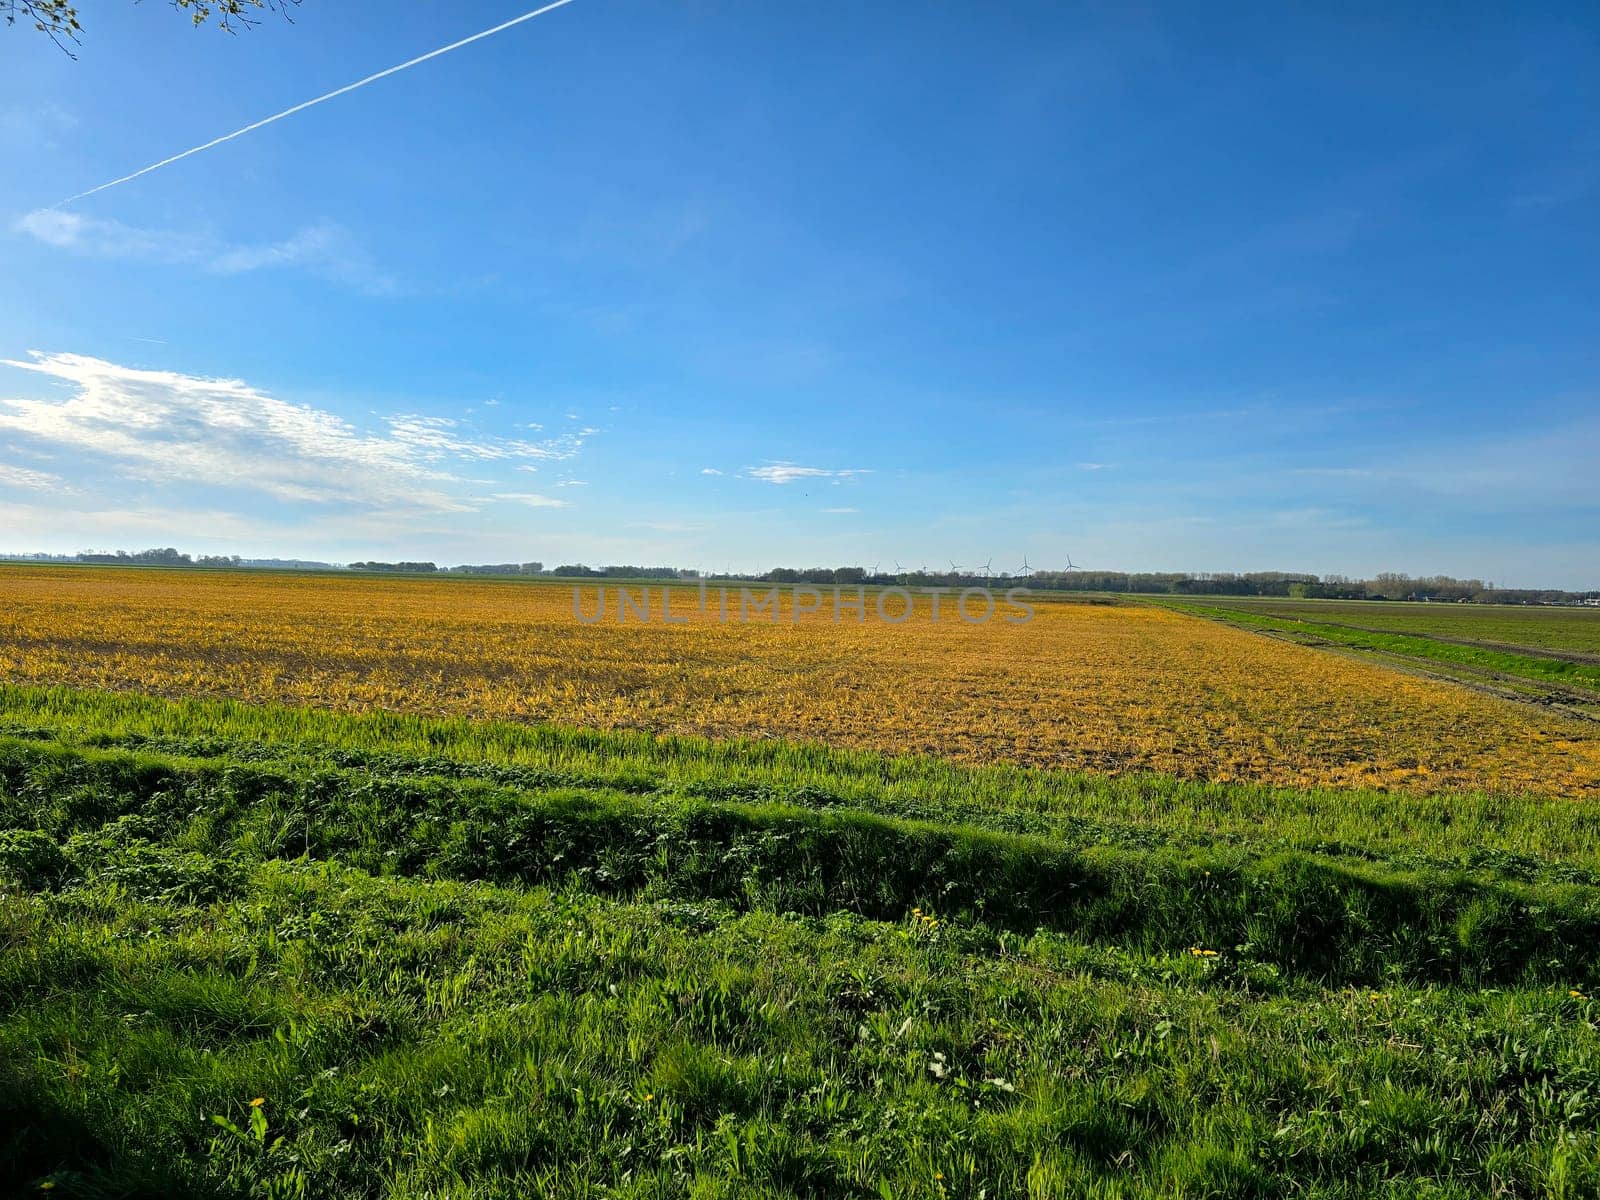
57,0,580,206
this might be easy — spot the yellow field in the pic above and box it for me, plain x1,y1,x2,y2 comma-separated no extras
1,565,1596,796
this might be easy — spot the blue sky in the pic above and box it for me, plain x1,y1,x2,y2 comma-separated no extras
1,2,1596,585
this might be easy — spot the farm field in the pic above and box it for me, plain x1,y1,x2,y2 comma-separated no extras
2,565,1599,797
1160,596,1600,656
4,569,1600,1197
1159,596,1600,716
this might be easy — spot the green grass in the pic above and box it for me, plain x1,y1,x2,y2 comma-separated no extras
3,683,1599,1198
1159,596,1600,657
1158,601,1600,697
5,683,1599,875
1168,595,1600,655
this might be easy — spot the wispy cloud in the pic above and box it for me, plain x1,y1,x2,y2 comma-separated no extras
626,520,705,533
492,492,569,508
12,210,394,295
0,462,60,490
700,467,722,475
821,506,858,514
0,352,586,514
746,462,871,485
387,415,590,462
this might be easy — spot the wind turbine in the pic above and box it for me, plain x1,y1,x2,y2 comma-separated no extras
1018,555,1032,579
981,556,992,580
949,559,962,576
1063,553,1079,572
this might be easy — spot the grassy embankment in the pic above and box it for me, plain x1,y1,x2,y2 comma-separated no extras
1158,599,1600,701
3,682,1599,1198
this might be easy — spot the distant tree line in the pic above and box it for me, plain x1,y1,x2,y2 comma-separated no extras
1017,569,1591,606
554,563,1597,604
449,563,544,577
765,566,869,584
2,550,1594,604
549,565,684,579
0,549,332,569
75,547,193,566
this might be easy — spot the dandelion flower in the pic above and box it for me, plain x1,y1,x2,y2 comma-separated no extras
249,1097,265,1108
1572,990,1589,1000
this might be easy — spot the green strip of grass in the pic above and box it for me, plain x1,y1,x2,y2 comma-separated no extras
1164,603,1600,693
4,682,1599,874
4,736,1599,986
5,723,1594,886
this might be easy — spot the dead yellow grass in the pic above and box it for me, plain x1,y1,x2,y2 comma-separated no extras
1,565,1596,795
